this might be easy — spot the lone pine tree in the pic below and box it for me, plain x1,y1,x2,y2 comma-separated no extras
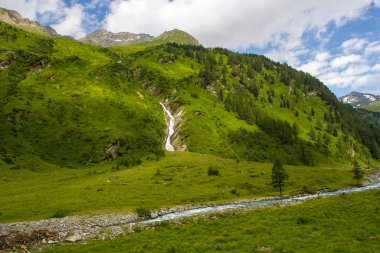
271,159,289,196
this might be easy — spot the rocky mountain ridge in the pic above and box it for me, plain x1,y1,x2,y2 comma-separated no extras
340,91,380,108
79,28,200,47
0,7,200,47
0,7,59,37
78,29,154,47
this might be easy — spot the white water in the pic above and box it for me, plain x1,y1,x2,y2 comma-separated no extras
160,102,175,151
140,179,380,224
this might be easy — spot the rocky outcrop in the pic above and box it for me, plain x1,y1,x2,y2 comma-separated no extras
78,29,154,47
172,108,187,151
0,8,59,37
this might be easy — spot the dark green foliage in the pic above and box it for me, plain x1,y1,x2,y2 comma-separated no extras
9,164,21,170
135,207,151,217
50,209,70,218
207,166,220,176
352,160,364,186
271,159,288,196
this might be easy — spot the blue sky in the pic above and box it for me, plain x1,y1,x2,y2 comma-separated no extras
0,0,379,97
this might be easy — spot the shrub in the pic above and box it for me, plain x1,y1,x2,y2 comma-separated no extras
135,207,151,217
190,93,199,99
10,165,21,170
297,216,313,225
51,209,69,218
3,156,15,164
208,166,220,176
118,155,142,167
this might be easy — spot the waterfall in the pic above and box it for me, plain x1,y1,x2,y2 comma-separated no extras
160,102,175,151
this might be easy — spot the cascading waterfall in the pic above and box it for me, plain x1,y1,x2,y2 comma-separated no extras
160,102,175,151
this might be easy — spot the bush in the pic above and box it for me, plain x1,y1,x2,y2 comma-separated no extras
9,165,21,170
208,166,220,176
3,156,15,164
297,216,313,225
135,207,151,217
190,93,199,99
50,209,69,218
118,155,142,167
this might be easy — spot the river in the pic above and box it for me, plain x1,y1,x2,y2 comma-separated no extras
140,178,380,224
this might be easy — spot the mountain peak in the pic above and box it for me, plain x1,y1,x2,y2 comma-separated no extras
0,7,59,37
78,29,154,47
154,29,200,46
340,91,380,108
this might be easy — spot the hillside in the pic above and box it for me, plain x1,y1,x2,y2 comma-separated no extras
362,100,380,112
0,20,380,169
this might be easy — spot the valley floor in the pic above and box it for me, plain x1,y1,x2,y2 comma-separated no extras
40,189,380,253
0,152,379,252
0,152,371,223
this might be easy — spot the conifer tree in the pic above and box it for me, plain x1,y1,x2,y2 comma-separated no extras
271,159,288,196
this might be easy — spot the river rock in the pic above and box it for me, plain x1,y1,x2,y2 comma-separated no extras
65,232,82,242
150,212,159,219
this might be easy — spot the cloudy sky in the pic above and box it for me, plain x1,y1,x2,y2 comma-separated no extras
1,0,379,97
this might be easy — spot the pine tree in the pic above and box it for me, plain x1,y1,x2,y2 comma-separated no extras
271,159,288,196
352,160,364,186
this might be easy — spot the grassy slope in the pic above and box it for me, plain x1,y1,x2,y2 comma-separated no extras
46,189,380,253
362,100,380,112
0,22,165,166
1,21,378,167
0,152,371,222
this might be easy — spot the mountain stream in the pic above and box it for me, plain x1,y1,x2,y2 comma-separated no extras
140,177,380,224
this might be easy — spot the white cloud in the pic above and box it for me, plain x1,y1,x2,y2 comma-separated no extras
0,0,64,20
365,42,380,54
51,4,86,38
0,0,87,38
104,0,373,48
297,35,380,94
342,64,371,76
330,54,362,69
315,52,330,61
341,38,367,54
373,64,380,71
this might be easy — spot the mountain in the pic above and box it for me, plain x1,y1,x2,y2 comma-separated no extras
78,29,154,47
0,19,380,168
340,91,380,108
153,29,200,45
0,7,59,37
79,28,199,47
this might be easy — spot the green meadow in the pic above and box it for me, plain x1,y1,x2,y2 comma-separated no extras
44,189,380,253
0,152,371,223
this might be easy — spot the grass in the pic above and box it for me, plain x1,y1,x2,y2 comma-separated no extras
0,151,373,223
44,189,380,253
362,101,380,112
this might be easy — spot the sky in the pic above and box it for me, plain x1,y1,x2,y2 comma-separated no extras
0,0,379,97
